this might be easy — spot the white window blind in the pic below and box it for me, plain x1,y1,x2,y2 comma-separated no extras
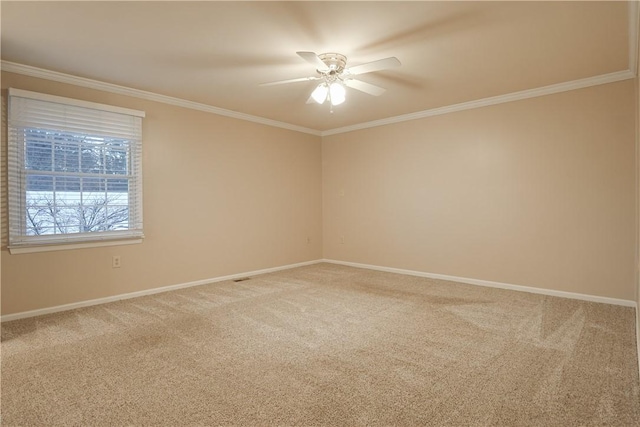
7,88,145,250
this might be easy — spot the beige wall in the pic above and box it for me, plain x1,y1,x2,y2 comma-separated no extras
1,72,323,315
636,72,639,369
636,25,640,353
323,80,636,301
1,71,637,315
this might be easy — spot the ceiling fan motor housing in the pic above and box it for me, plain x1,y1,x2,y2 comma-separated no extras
259,51,397,102
318,53,347,74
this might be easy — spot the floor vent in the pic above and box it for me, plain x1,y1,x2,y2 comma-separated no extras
233,277,251,283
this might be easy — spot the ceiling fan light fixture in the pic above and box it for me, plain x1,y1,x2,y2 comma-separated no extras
263,51,400,109
311,83,328,104
329,82,346,106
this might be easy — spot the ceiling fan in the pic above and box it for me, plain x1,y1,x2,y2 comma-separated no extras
260,51,401,108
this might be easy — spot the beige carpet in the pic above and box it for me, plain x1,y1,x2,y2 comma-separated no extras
2,263,639,426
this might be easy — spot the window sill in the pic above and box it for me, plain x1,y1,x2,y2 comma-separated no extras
8,238,143,254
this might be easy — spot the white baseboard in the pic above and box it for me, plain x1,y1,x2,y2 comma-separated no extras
0,259,324,322
4,258,636,322
323,259,637,307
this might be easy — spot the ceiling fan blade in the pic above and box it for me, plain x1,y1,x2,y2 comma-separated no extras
296,51,329,71
345,57,401,75
344,79,386,96
260,76,320,86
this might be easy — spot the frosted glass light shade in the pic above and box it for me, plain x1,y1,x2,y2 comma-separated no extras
311,83,328,104
329,82,345,105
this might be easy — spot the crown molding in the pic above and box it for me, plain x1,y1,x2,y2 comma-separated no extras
0,61,322,137
321,69,636,136
1,62,634,139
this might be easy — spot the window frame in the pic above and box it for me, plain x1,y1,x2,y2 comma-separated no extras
7,88,145,254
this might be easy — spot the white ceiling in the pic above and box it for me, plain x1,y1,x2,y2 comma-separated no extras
0,1,634,133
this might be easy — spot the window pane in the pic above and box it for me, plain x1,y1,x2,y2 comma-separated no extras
83,177,105,192
57,207,80,234
106,205,129,230
78,200,107,233
107,178,128,193
53,139,80,173
26,174,53,192
80,194,128,232
105,147,128,175
8,90,143,247
26,175,54,236
22,167,133,238
81,145,104,174
26,193,52,236
55,176,80,192
25,131,53,172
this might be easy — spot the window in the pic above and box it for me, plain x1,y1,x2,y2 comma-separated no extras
7,88,145,253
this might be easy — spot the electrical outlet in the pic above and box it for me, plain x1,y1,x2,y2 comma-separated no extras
112,255,121,268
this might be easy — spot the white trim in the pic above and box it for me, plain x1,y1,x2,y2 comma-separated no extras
0,259,323,322
321,70,636,136
1,61,635,138
9,87,145,118
0,61,321,137
8,238,143,254
2,257,637,321
323,259,638,307
630,0,639,76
